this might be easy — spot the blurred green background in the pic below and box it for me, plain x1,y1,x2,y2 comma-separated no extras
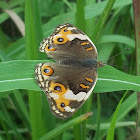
0,0,139,140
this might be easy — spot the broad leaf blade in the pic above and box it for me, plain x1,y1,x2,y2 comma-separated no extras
0,61,140,92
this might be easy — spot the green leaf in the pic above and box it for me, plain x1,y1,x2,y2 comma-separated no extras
98,35,135,48
87,121,135,130
0,60,140,93
96,66,140,92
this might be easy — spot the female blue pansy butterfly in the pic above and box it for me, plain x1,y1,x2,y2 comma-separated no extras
35,23,104,119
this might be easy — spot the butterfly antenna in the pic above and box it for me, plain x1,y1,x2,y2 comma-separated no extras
107,48,130,62
109,64,131,70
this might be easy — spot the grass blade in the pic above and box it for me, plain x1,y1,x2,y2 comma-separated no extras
75,0,86,31
92,0,116,43
117,92,137,121
98,35,135,48
106,91,128,140
25,0,45,139
0,61,140,92
93,93,101,140
87,121,136,130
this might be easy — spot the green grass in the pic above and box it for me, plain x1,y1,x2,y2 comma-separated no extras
25,0,45,139
0,0,139,139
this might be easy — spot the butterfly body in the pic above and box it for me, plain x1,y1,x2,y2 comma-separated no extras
35,23,104,119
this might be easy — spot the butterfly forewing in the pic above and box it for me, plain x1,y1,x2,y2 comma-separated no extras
39,23,97,62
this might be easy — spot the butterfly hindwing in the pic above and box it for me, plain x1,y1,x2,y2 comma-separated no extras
35,63,97,119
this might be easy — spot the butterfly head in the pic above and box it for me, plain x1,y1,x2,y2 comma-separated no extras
97,61,105,68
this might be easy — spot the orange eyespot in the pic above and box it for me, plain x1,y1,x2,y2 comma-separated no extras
45,44,56,51
42,66,54,76
63,29,68,32
49,82,67,94
60,103,65,107
57,38,64,42
53,36,69,44
54,85,62,92
60,27,72,35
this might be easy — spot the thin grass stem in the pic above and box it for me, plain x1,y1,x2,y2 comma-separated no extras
133,0,140,139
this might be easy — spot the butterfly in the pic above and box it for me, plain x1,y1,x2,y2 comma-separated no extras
35,23,104,119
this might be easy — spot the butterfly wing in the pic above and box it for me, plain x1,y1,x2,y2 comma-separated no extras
35,63,97,119
39,23,97,62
